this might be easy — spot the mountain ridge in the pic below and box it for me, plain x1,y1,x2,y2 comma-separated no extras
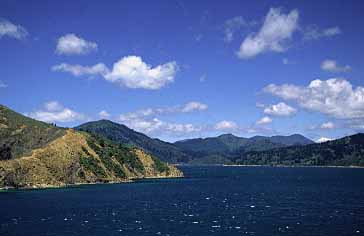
235,133,364,166
76,119,314,164
76,120,189,163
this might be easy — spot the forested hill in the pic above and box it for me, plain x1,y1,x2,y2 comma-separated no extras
235,133,364,167
75,120,189,163
76,120,316,165
174,133,313,154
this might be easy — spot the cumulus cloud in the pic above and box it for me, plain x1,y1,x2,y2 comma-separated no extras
119,101,208,121
316,137,333,143
104,56,177,89
28,101,86,123
181,101,208,112
223,16,254,43
119,116,201,137
236,7,341,59
0,19,28,39
118,102,208,137
303,26,341,40
44,101,63,111
214,120,238,131
237,8,299,59
321,59,351,73
264,78,364,119
53,56,178,90
263,102,297,116
320,121,335,129
256,116,272,125
56,34,98,55
52,63,108,77
98,110,110,119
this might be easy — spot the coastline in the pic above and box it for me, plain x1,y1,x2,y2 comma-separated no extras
175,163,364,169
0,174,184,191
222,164,364,168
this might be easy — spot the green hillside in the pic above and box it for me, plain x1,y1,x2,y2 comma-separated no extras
0,105,65,160
235,133,364,166
76,120,315,165
174,133,313,163
76,120,189,163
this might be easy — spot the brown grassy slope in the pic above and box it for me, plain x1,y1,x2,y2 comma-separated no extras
0,130,183,189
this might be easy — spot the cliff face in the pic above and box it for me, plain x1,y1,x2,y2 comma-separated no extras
0,105,183,189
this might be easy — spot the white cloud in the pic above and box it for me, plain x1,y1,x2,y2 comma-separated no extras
0,19,28,39
223,16,253,43
316,137,333,143
264,78,364,119
53,56,178,90
181,101,208,112
263,102,297,116
99,110,110,119
56,34,97,55
165,122,201,134
119,101,208,121
256,116,272,125
28,101,86,123
52,63,108,77
104,56,177,90
119,108,156,121
44,101,63,112
237,8,299,59
320,121,335,129
0,80,7,88
303,26,341,40
118,102,207,137
119,117,201,137
214,120,238,130
321,59,351,73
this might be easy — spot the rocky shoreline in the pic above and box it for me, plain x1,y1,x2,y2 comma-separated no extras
0,173,184,190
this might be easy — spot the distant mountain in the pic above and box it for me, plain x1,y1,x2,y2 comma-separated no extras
174,133,313,155
76,120,315,165
75,120,189,163
0,105,182,189
235,133,364,166
249,134,314,146
174,134,248,154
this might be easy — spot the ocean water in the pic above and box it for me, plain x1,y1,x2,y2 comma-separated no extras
1,166,364,236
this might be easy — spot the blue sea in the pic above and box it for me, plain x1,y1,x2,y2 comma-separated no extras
1,166,364,236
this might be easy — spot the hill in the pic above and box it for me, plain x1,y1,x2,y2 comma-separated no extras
235,133,364,166
175,133,313,153
174,133,313,164
75,120,189,163
0,105,182,189
249,134,314,146
76,120,315,165
0,105,65,160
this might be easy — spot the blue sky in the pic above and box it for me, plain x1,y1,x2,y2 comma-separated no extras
1,0,364,142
